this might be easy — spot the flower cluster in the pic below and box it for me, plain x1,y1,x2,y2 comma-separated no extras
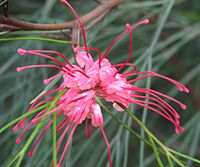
13,0,189,166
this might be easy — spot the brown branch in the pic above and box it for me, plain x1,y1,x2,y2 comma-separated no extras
0,23,19,30
3,1,9,17
0,0,125,31
86,9,111,30
94,0,104,4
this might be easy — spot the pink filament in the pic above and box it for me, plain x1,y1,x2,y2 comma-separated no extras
56,116,70,133
73,46,102,68
28,88,60,112
13,123,19,132
30,97,56,114
16,109,48,143
31,50,74,68
15,89,58,133
31,94,86,124
18,49,70,71
128,98,181,132
57,111,87,166
43,73,64,85
128,71,189,93
131,98,177,125
61,95,87,106
131,94,180,121
132,94,177,117
28,121,53,157
113,63,137,75
76,47,102,59
102,19,149,60
85,118,93,138
134,87,186,110
17,64,66,72
88,47,102,59
70,69,89,78
56,119,74,153
60,0,89,56
88,47,102,68
85,118,89,138
114,23,133,75
13,120,25,132
57,121,79,166
31,106,62,124
28,110,63,157
16,122,32,144
100,126,112,167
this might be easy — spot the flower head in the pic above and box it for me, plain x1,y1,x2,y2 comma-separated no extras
14,0,189,166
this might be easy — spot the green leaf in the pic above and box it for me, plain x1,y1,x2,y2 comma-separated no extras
0,37,71,44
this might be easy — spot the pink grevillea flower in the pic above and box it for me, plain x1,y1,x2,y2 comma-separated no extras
14,0,189,167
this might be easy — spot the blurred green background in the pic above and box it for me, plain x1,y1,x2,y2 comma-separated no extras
0,0,200,166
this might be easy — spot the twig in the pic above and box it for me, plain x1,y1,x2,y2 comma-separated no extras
0,0,124,31
94,0,104,4
86,9,111,30
2,1,9,17
0,23,19,30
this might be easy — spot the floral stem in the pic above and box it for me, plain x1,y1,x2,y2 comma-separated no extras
0,103,49,134
6,89,66,166
148,134,164,167
169,149,200,164
96,98,152,147
16,121,44,167
166,152,174,167
6,154,20,167
115,102,200,166
0,37,71,44
53,112,57,166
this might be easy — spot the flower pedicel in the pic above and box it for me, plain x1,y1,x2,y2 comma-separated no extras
14,0,189,166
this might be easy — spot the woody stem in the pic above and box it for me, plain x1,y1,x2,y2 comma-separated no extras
0,0,125,31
